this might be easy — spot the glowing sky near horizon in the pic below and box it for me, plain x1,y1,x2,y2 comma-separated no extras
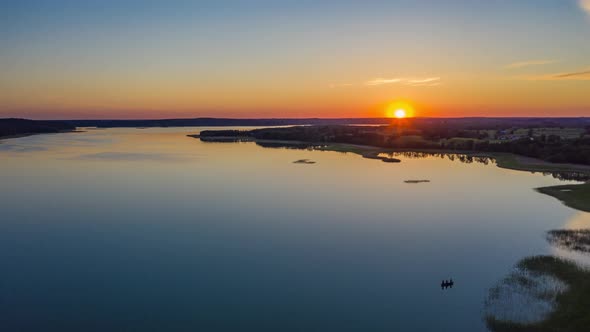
1,0,590,119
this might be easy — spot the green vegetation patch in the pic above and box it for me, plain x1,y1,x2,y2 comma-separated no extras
536,182,590,213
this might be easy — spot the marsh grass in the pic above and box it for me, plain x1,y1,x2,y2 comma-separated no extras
484,264,568,326
547,230,590,253
485,256,590,332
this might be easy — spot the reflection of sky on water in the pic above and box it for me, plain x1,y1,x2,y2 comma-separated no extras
562,212,590,229
0,127,585,332
0,131,116,155
552,247,590,267
551,212,590,267
0,144,47,152
77,152,192,162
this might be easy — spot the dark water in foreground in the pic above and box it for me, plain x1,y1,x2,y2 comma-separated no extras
0,127,587,331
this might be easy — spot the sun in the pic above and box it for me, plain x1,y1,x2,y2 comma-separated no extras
385,101,415,118
394,109,407,119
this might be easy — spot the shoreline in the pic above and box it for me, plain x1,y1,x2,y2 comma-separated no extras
191,135,590,212
192,134,590,174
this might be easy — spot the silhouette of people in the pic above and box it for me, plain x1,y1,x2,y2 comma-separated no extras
441,278,455,290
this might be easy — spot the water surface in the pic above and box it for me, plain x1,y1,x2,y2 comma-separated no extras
0,127,586,331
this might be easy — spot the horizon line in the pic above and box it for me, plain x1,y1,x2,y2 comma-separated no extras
4,116,590,121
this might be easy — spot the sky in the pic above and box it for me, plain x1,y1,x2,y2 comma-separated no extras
1,0,590,119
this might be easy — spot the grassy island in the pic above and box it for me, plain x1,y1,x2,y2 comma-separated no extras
536,183,590,213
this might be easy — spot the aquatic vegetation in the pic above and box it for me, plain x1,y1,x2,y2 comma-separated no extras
484,265,568,326
362,151,401,163
485,256,590,332
547,229,590,254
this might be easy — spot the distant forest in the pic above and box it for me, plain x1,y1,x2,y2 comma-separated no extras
53,117,590,129
0,119,75,138
3,117,590,165
200,124,590,165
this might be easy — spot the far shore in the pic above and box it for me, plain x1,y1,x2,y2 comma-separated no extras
191,134,590,174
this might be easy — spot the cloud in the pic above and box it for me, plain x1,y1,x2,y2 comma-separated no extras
363,77,440,86
581,0,590,17
406,77,441,86
553,69,590,79
330,76,441,88
505,60,557,69
521,68,590,81
364,78,403,86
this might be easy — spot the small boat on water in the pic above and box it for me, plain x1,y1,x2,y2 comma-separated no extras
441,279,454,289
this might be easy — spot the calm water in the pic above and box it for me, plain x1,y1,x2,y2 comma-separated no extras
0,127,587,331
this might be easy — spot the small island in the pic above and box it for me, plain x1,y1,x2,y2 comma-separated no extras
293,159,316,164
536,182,590,213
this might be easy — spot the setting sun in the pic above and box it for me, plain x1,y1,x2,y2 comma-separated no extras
386,101,415,118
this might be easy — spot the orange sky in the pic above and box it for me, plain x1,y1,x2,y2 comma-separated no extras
1,1,590,119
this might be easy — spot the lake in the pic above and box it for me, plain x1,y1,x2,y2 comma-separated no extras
0,127,587,331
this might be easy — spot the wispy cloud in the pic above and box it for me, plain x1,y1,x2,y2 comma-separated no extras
553,69,590,79
406,77,441,86
505,59,557,69
364,78,403,86
521,68,590,81
363,77,440,87
581,0,590,17
330,76,441,88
